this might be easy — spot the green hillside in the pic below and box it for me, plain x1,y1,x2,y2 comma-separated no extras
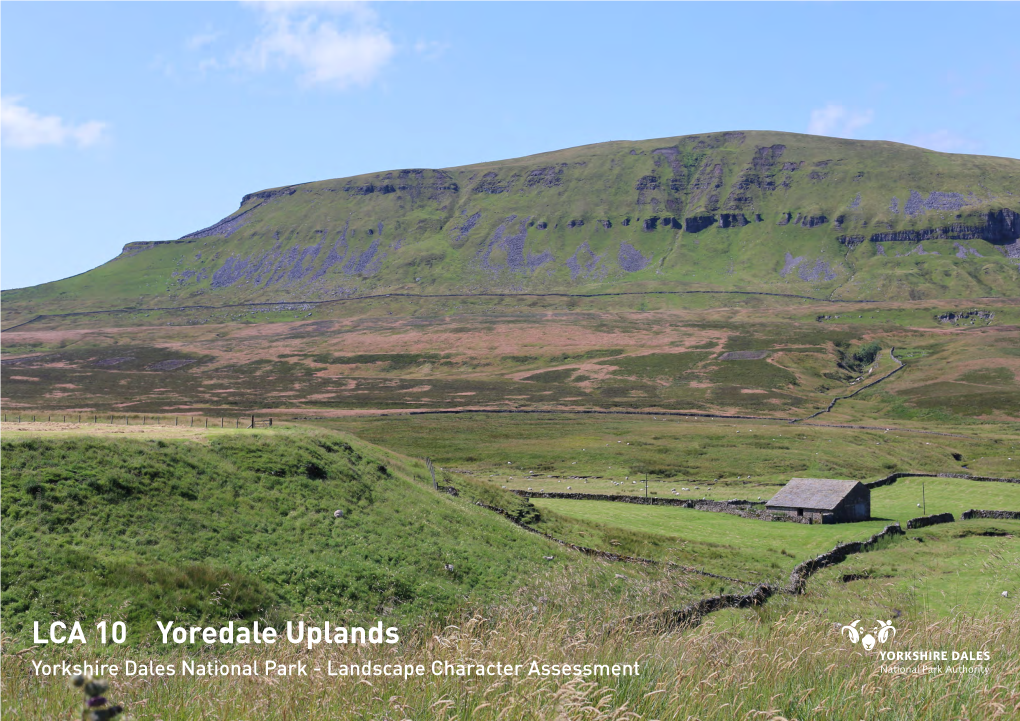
0,430,597,640
3,131,1018,322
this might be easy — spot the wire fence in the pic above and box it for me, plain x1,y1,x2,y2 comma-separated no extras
2,413,272,429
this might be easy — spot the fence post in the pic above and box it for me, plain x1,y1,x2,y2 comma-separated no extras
205,418,208,428
221,418,224,428
175,416,178,426
236,418,239,428
251,415,255,429
269,418,272,427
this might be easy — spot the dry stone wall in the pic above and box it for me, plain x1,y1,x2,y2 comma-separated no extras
510,490,810,523
630,523,906,629
906,512,955,530
786,523,904,594
961,509,1020,520
866,472,1020,489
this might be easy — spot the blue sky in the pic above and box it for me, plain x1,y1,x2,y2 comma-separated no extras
3,1,1018,290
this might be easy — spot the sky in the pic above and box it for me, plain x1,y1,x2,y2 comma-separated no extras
3,1,1018,290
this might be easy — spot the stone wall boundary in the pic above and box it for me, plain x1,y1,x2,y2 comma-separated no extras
865,471,1020,489
628,523,905,630
906,512,955,530
511,490,814,524
510,490,699,507
785,523,905,594
475,501,907,628
961,509,1020,521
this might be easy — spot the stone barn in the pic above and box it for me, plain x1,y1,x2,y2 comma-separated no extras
766,478,870,524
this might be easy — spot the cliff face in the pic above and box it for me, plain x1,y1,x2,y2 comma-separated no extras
4,131,1020,313
859,208,1019,245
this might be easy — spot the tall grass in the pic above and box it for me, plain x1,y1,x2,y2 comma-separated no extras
4,564,1018,720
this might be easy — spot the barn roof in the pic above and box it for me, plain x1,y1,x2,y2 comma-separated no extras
765,478,865,511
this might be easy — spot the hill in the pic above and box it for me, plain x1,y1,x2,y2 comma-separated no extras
0,429,609,639
3,131,1019,323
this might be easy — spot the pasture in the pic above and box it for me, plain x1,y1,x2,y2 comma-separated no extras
527,476,1020,579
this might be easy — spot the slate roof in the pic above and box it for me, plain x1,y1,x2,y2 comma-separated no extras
765,478,864,511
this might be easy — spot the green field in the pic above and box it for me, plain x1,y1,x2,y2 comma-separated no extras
533,498,886,556
869,475,1020,521
526,476,1020,578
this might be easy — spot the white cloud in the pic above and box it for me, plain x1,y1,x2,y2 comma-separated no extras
236,2,395,89
808,104,874,138
0,97,107,149
906,129,980,154
187,30,222,51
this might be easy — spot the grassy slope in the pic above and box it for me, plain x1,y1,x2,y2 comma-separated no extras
4,131,1018,322
0,429,612,641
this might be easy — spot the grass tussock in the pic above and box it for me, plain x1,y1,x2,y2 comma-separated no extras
3,588,1018,720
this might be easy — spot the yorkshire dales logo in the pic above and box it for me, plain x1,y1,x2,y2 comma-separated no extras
841,619,896,651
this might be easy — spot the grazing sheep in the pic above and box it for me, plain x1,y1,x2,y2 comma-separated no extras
333,510,344,518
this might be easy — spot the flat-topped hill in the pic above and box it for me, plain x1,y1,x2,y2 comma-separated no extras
3,131,1018,320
